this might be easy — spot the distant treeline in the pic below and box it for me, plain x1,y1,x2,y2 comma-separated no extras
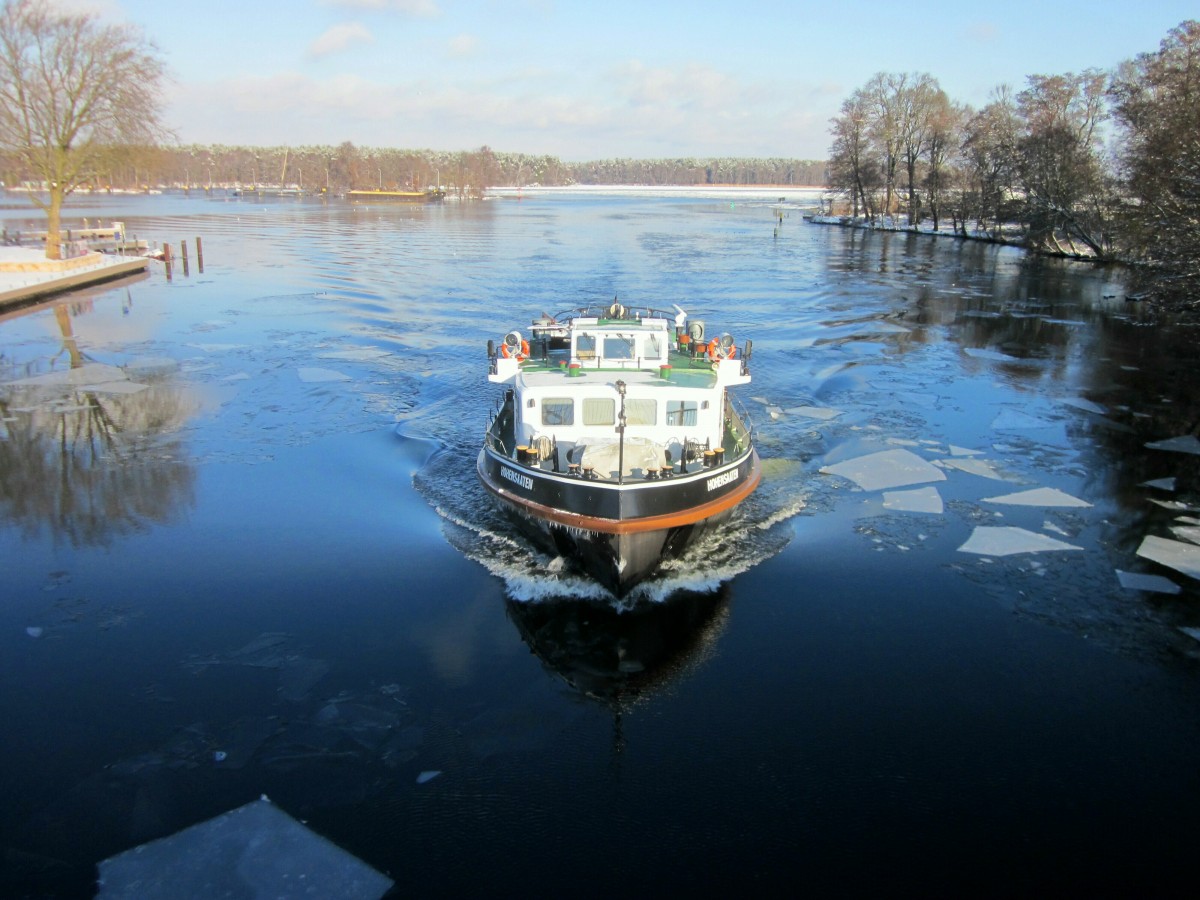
0,142,827,194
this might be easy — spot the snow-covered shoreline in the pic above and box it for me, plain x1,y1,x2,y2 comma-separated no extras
486,184,827,202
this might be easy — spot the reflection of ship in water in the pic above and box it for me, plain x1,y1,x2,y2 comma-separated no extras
505,588,731,706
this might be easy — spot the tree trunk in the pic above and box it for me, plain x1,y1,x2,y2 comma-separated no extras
44,188,64,260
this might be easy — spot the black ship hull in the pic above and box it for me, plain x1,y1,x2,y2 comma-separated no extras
477,444,761,595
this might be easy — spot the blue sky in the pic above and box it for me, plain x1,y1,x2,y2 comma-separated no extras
74,0,1198,160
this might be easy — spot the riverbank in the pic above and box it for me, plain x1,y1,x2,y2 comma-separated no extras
0,246,149,310
806,213,1112,263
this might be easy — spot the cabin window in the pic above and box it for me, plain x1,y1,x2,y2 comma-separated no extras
576,334,596,359
644,334,663,360
583,397,615,426
603,335,634,360
626,398,657,425
541,398,574,426
666,400,698,426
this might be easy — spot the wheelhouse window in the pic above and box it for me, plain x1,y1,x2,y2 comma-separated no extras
603,335,634,360
575,334,596,359
666,400,698,426
541,398,574,426
583,397,615,426
626,398,657,425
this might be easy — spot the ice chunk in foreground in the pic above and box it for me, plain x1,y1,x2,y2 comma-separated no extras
982,487,1092,508
1145,435,1200,455
882,486,944,514
96,797,393,899
958,526,1083,556
820,448,946,492
1136,535,1200,580
1115,570,1181,594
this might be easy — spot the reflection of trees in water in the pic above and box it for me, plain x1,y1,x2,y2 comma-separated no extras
0,307,199,547
505,589,730,707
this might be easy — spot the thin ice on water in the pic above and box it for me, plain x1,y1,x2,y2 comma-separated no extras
820,448,946,492
96,797,393,899
882,486,944,514
1137,535,1200,580
982,487,1092,508
958,526,1083,557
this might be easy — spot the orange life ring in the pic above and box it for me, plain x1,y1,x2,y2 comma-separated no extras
501,339,530,361
706,338,736,361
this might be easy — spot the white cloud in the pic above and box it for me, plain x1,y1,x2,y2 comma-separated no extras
447,33,478,58
320,0,441,15
309,22,375,59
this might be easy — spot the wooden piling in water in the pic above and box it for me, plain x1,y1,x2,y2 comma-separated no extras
162,242,172,281
196,237,204,273
180,239,189,276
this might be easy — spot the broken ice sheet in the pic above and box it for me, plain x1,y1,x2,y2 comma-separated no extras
785,406,841,420
1170,525,1200,546
1136,535,1200,580
958,526,1083,556
297,367,351,383
1060,397,1106,415
1140,477,1176,491
96,798,393,900
982,487,1092,508
935,457,1010,481
1146,435,1200,455
882,486,944,514
992,409,1058,430
820,448,946,492
1115,570,1181,595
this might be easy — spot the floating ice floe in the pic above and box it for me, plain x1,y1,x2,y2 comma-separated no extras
1148,498,1199,512
416,770,442,784
958,526,1083,556
882,486,944,514
1169,525,1200,546
1136,535,1200,580
820,448,946,491
1141,477,1177,491
318,348,391,361
963,347,1016,362
992,409,1057,430
3,362,125,388
84,381,149,395
949,445,984,457
982,487,1092,508
1115,570,1181,594
1145,435,1200,455
1060,397,1106,414
1180,627,1200,643
786,406,841,420
297,367,351,383
96,797,393,900
934,457,1009,481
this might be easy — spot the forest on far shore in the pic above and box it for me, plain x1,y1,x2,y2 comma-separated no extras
0,145,826,198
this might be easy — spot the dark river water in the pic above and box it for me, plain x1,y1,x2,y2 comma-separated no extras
3,190,1200,897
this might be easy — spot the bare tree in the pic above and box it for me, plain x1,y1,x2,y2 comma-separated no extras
0,0,167,258
828,90,878,219
1109,20,1200,303
1016,70,1112,255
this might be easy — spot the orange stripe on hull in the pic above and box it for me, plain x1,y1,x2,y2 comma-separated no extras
480,454,762,535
